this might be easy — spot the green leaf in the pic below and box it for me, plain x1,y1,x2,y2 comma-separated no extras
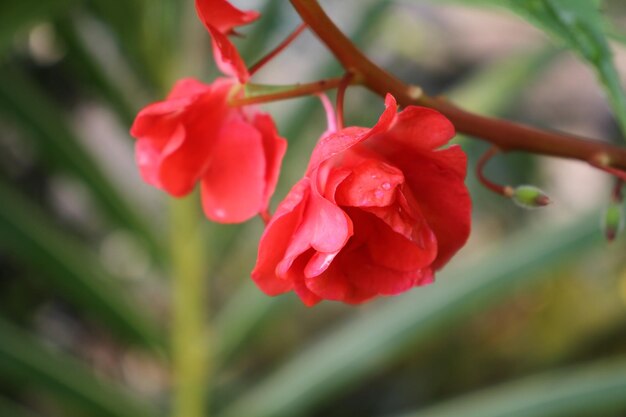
0,65,163,261
0,181,163,351
447,49,555,116
0,0,75,56
396,358,626,417
218,214,601,417
505,0,626,138
55,17,137,127
0,318,160,417
0,396,41,417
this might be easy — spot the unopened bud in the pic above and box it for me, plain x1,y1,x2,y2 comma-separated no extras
602,203,624,242
511,185,551,209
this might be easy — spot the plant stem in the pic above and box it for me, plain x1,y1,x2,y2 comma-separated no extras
170,195,209,417
229,77,344,106
336,72,354,129
249,23,308,76
476,146,512,197
289,0,626,172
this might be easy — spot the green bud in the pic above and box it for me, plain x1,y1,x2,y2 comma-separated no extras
602,203,624,242
511,185,551,209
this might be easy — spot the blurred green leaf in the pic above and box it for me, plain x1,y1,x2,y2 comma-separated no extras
218,214,601,417
56,17,137,127
0,318,159,417
85,0,161,91
0,65,163,260
0,181,163,351
448,49,555,115
396,357,626,417
0,0,75,56
0,396,41,417
214,281,290,362
505,0,626,138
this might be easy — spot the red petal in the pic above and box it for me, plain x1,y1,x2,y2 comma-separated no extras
195,0,259,82
304,255,376,304
307,94,398,171
130,78,230,196
348,250,433,296
366,214,437,271
252,113,287,212
251,179,310,296
397,146,471,269
135,124,184,189
276,187,352,276
167,78,213,100
201,119,265,223
385,106,456,151
209,29,249,82
195,0,259,34
335,158,404,208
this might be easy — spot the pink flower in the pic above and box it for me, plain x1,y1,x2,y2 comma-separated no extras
252,94,471,306
130,77,286,223
195,0,260,82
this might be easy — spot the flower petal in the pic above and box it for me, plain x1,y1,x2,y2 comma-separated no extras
335,158,404,208
307,94,398,171
252,179,310,296
209,29,250,82
366,213,437,271
252,113,288,212
385,106,456,151
195,0,259,34
348,250,433,296
396,146,471,269
201,119,266,223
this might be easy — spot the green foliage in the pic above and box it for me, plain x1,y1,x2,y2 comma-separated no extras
505,0,626,138
217,214,602,417
0,182,163,350
0,0,75,56
398,358,626,417
0,318,159,417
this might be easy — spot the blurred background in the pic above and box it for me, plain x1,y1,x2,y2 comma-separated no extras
1,1,626,416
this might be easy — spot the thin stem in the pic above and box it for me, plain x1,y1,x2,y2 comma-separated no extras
336,72,354,130
317,92,337,133
170,196,209,417
249,23,307,76
476,146,513,197
290,0,626,171
230,77,344,106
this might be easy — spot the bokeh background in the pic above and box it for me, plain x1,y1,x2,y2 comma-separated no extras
1,1,626,416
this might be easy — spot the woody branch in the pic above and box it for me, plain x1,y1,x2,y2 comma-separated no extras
289,0,626,172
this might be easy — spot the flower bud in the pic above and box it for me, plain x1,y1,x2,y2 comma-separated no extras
602,202,623,242
511,185,551,209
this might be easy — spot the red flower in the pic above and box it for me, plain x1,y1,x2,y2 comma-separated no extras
195,0,259,82
252,94,471,306
130,77,286,223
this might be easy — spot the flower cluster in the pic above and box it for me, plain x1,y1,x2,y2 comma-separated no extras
130,0,472,305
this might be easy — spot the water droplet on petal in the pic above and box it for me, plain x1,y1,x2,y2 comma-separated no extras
381,182,391,190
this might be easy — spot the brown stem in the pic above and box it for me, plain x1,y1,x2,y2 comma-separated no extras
476,146,512,197
249,23,308,76
229,77,343,106
290,0,626,171
336,72,354,129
